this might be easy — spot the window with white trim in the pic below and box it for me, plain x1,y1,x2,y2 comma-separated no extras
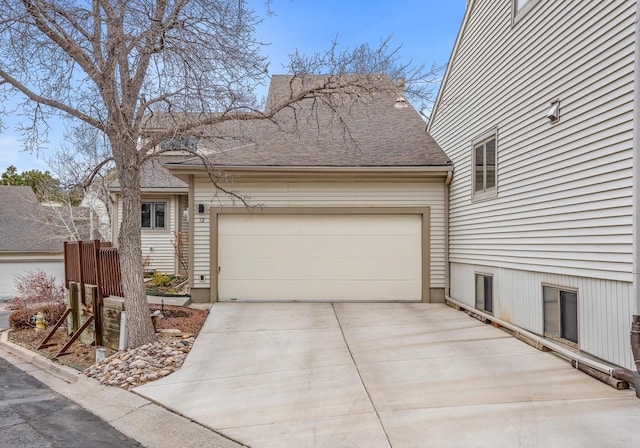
141,202,166,229
475,273,493,314
472,133,497,199
543,285,578,345
513,0,538,22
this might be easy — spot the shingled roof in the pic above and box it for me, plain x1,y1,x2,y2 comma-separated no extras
0,186,64,253
109,156,188,191
165,74,451,169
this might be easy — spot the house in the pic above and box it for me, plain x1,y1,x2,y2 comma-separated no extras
427,0,637,370
0,185,66,296
109,155,189,276
165,74,453,303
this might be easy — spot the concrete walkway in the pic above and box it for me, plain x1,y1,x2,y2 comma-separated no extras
134,303,640,448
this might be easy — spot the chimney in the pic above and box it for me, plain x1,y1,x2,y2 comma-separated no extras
395,77,408,108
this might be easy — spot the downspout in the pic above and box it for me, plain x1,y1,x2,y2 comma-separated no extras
631,0,640,396
444,170,453,298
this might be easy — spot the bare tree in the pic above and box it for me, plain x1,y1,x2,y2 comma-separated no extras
0,0,439,348
13,177,89,245
47,123,115,242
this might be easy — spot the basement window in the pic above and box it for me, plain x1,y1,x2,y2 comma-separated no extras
475,273,493,314
543,285,578,345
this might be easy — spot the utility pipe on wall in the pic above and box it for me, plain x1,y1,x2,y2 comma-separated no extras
444,170,453,299
631,0,640,391
445,296,632,390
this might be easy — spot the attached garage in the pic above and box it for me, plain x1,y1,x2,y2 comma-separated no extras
212,208,430,302
164,74,453,304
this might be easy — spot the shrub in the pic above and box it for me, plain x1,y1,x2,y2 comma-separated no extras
9,302,66,329
12,270,66,306
152,271,171,287
9,270,66,330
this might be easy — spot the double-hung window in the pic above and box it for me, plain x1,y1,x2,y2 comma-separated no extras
141,202,166,229
472,133,497,200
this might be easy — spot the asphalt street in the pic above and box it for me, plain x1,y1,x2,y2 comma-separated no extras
0,299,10,330
0,310,9,331
0,356,142,448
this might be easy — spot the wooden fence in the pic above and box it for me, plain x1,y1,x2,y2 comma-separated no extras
40,240,125,354
64,240,124,299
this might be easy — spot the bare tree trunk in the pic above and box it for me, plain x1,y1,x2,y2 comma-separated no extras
113,140,155,348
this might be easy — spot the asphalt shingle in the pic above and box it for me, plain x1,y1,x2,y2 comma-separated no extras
0,186,64,253
166,74,451,169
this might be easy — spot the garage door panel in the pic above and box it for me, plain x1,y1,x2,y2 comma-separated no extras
219,257,421,281
218,235,421,259
220,214,421,236
219,279,421,302
217,213,424,302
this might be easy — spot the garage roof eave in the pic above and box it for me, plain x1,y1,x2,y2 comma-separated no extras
166,164,453,179
109,186,189,193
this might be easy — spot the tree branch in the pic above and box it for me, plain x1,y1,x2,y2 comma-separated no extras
0,68,106,131
82,155,115,188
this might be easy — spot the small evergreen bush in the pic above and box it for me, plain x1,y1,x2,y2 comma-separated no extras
152,271,171,287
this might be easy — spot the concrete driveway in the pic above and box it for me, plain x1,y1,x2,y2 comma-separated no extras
134,303,640,448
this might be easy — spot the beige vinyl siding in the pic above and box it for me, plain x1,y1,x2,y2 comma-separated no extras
191,178,446,291
429,0,635,281
113,194,179,274
449,262,634,370
177,195,189,275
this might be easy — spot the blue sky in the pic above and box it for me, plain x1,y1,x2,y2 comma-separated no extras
0,1,466,174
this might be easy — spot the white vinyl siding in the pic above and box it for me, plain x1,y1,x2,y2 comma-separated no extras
449,262,634,370
429,0,635,282
191,178,446,291
177,195,189,275
113,194,179,274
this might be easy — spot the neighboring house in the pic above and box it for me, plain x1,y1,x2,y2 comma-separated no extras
0,185,65,296
428,0,636,370
109,155,189,275
80,188,112,242
166,74,453,303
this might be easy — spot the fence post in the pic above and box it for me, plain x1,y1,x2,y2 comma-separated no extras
78,242,85,306
92,240,103,346
67,282,79,333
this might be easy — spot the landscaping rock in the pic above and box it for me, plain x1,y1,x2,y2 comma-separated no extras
84,336,194,389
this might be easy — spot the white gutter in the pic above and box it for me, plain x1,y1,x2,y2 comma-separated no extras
445,296,624,381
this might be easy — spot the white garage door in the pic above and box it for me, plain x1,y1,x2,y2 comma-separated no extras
0,260,65,297
217,213,422,302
